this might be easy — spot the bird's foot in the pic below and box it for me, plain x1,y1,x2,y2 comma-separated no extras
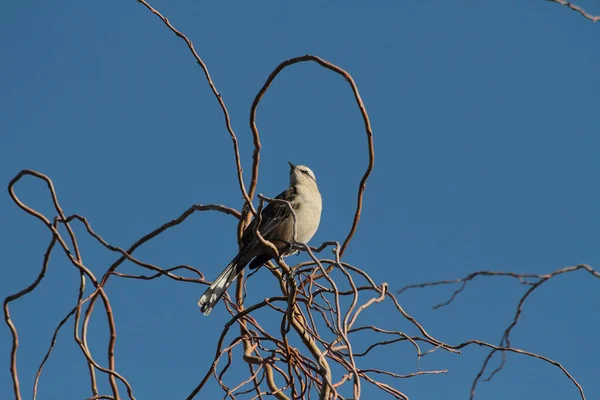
283,268,297,282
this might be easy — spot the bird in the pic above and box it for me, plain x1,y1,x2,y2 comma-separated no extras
198,162,322,316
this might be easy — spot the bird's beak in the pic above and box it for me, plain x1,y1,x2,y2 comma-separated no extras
288,161,296,170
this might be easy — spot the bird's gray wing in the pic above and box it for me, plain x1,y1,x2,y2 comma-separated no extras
198,188,296,314
240,187,296,252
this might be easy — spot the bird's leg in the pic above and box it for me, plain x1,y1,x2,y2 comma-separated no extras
292,243,303,256
282,263,297,282
284,242,303,257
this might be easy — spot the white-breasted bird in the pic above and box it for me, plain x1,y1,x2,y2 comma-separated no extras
198,162,322,315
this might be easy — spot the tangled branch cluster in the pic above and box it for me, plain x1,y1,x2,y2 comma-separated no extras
4,1,598,400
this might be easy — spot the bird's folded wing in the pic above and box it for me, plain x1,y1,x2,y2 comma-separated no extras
240,187,295,251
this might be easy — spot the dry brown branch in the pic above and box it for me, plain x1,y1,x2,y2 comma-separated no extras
397,264,599,399
136,0,253,212
4,219,57,400
453,339,586,400
5,1,596,399
547,0,600,22
7,171,126,399
470,265,598,399
5,170,243,400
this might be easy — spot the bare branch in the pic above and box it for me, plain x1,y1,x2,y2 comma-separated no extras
5,1,596,399
547,0,600,22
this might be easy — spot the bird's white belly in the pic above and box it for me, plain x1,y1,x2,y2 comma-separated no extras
295,204,321,243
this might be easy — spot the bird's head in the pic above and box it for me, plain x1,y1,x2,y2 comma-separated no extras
289,162,317,186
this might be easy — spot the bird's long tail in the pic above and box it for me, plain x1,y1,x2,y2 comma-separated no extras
198,256,242,316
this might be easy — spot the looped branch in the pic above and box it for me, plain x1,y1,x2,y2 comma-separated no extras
249,55,374,257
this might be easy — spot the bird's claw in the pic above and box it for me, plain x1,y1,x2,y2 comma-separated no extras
283,269,297,282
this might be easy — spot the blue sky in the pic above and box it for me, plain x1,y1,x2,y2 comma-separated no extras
2,1,599,399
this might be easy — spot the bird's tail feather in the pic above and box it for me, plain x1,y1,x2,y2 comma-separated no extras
198,256,242,316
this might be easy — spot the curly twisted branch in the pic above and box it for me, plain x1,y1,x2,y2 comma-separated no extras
5,0,595,399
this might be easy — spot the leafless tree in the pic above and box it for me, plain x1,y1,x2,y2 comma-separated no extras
4,1,599,399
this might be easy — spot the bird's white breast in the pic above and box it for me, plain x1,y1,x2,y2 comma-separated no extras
292,187,322,244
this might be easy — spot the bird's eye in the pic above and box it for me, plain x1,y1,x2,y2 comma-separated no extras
301,170,309,175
